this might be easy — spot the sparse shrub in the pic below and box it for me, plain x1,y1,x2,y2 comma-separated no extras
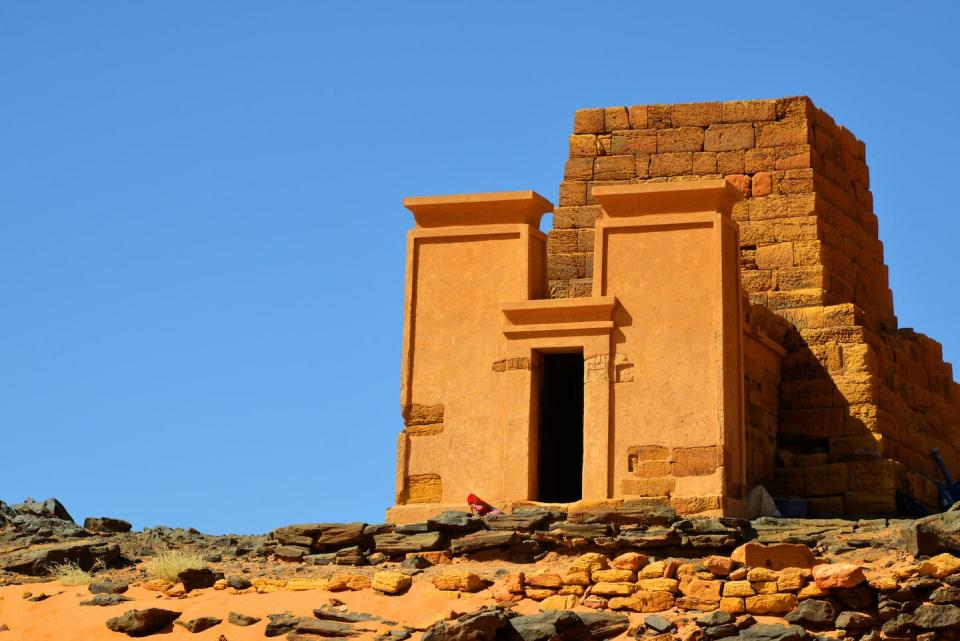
141,550,205,582
49,561,95,585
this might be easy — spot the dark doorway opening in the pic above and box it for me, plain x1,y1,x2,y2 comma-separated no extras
537,351,584,503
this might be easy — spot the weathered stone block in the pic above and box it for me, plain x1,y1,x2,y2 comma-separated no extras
756,120,810,147
558,180,587,206
721,99,777,123
620,476,675,497
671,102,722,127
755,243,794,270
746,593,798,614
704,123,754,151
752,172,773,197
610,129,657,155
604,106,629,132
569,134,598,157
372,571,411,594
692,151,717,173
847,460,898,491
671,446,718,476
647,104,672,128
405,474,441,503
594,155,636,180
803,463,848,496
563,157,594,180
649,152,692,176
745,147,775,173
636,578,679,593
843,489,895,514
629,445,669,461
627,105,647,129
657,127,704,153
573,108,604,134
553,205,602,229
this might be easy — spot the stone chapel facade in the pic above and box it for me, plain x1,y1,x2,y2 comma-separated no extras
387,97,960,523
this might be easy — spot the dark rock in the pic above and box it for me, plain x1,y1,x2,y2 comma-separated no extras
735,615,756,630
931,585,960,604
367,552,388,565
684,533,742,548
295,618,364,637
913,604,960,630
315,523,366,549
227,577,252,590
567,502,676,527
904,510,960,556
177,567,220,591
834,585,875,610
0,501,17,525
305,552,338,565
394,522,430,534
696,612,734,628
373,532,443,554
450,530,517,554
550,522,611,538
427,511,484,532
80,593,132,606
203,553,222,563
704,624,738,638
835,610,877,629
335,545,367,565
90,580,129,594
616,527,680,548
484,511,551,531
422,606,511,641
264,612,305,637
881,613,915,635
902,576,941,593
313,605,380,623
14,498,74,522
27,593,52,602
175,616,222,633
401,555,432,569
507,539,541,563
0,623,8,632
274,544,311,561
364,523,394,536
877,598,903,620
946,573,960,586
785,599,838,627
84,517,132,533
643,614,673,633
577,611,629,639
504,610,588,641
736,623,805,641
228,611,261,626
0,539,119,575
270,523,323,547
106,608,181,636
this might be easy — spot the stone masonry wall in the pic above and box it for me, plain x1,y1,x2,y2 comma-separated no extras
550,97,960,513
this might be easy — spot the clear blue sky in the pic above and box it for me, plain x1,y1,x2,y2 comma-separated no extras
2,3,958,534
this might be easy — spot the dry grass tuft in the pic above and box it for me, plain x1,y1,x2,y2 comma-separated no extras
49,561,95,585
141,550,206,582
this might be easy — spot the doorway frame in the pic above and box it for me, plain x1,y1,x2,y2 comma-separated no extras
535,348,586,503
498,296,616,502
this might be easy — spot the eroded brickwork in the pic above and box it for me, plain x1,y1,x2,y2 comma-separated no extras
551,97,960,513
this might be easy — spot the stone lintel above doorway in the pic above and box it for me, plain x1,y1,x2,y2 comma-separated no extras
500,296,618,339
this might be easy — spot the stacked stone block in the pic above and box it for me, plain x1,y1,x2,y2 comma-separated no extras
551,97,959,513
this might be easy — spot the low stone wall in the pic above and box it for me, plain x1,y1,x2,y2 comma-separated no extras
264,505,921,567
